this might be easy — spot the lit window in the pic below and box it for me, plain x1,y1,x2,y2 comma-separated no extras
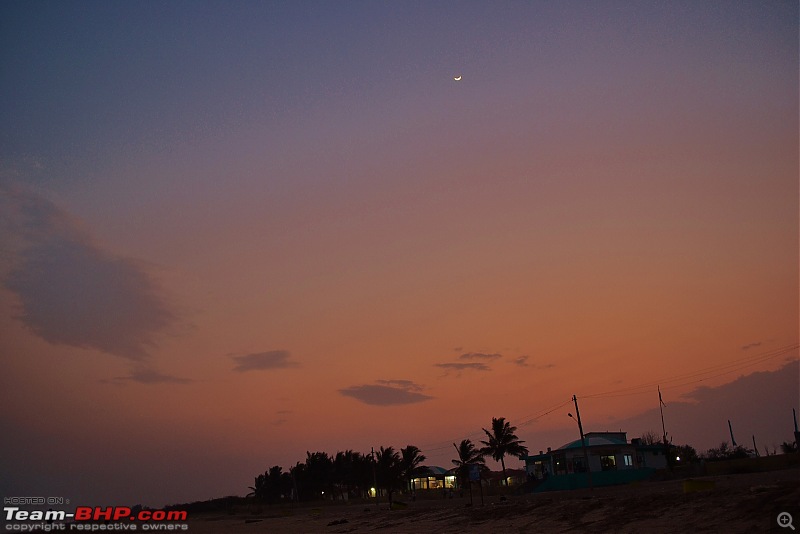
600,455,616,471
623,454,633,467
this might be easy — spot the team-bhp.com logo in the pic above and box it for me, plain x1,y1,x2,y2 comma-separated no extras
4,504,188,531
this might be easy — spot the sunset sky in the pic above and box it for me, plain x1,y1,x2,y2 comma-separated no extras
1,1,797,507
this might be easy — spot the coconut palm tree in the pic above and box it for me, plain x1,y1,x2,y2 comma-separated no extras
480,417,529,487
400,445,427,493
289,462,305,503
375,446,402,507
452,439,485,504
303,451,334,500
247,472,268,501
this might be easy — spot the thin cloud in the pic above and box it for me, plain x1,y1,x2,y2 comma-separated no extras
231,350,300,372
435,362,490,371
106,367,192,385
741,341,763,350
1,185,174,361
271,409,291,425
376,379,424,391
339,381,433,406
435,350,501,376
458,352,502,361
508,356,555,369
512,356,529,367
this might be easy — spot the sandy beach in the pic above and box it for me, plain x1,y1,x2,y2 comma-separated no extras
186,467,799,533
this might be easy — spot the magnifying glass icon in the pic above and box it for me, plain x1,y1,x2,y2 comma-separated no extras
778,512,795,530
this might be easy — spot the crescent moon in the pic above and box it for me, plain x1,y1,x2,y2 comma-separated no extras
454,75,462,81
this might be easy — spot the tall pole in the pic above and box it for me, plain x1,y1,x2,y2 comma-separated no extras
728,420,737,448
658,386,667,445
572,395,593,490
793,409,800,447
659,386,671,467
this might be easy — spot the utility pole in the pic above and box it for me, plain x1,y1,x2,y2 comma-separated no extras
793,409,800,447
572,395,593,490
752,435,759,457
659,386,671,467
728,420,737,448
658,386,668,445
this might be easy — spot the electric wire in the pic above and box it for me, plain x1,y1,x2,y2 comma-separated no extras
417,343,798,459
581,343,798,400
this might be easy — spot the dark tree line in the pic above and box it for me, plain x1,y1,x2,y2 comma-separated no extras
248,445,427,504
248,416,531,504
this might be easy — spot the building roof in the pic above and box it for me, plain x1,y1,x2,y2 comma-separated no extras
557,435,628,450
523,431,638,460
417,466,450,476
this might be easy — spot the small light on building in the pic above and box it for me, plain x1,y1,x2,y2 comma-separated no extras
675,456,681,462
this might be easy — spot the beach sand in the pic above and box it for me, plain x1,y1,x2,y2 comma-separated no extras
186,468,799,533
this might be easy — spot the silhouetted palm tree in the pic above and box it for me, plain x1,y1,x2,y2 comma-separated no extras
289,462,304,503
247,465,290,503
331,450,373,500
480,417,529,487
400,445,427,492
452,439,485,504
452,439,485,474
375,446,402,507
303,451,334,500
247,473,267,500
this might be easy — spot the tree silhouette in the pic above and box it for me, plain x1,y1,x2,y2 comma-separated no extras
400,445,427,493
375,446,402,507
332,450,373,500
289,462,305,503
248,465,293,504
452,439,485,504
247,473,267,501
640,430,661,445
702,441,753,460
302,451,334,500
672,443,698,464
480,417,529,487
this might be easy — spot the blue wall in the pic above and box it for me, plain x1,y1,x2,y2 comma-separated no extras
531,468,656,492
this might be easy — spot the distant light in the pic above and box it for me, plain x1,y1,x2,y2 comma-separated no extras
676,456,681,461
454,75,462,81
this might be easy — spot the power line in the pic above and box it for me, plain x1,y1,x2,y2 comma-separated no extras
417,343,798,458
418,398,572,455
518,399,573,426
581,343,798,399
